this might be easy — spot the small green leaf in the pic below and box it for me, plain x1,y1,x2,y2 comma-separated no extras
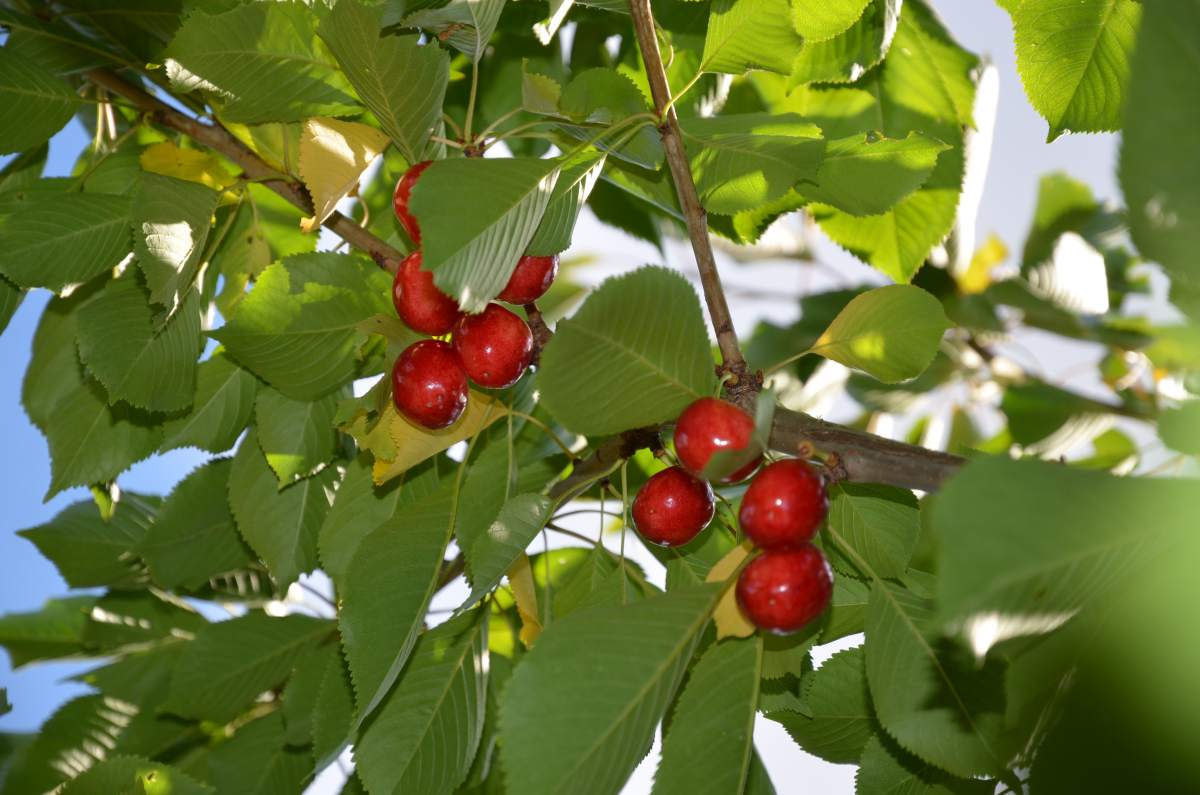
81,591,207,654
0,48,81,154
1160,401,1200,455
399,0,504,63
1014,0,1141,141
538,267,718,435
0,596,93,668
856,733,994,795
526,152,607,255
686,131,823,216
767,646,873,764
0,192,131,291
790,0,901,86
18,494,157,589
159,352,258,455
703,0,803,75
809,285,950,383
163,613,332,723
461,493,555,609
801,132,949,216
255,386,339,486
60,755,213,795
208,712,311,795
653,635,764,795
312,645,355,768
132,173,219,310
825,483,919,579
790,0,871,41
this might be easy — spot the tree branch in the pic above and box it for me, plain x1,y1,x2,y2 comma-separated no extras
627,0,753,402
86,69,406,273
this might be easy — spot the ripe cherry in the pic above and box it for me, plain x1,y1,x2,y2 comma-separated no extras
738,459,828,549
674,397,762,482
451,303,534,389
497,255,559,305
393,251,462,336
736,545,833,634
631,466,715,547
392,160,431,244
391,339,468,430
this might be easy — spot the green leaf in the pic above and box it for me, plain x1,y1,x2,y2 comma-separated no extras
0,141,47,192
1013,0,1141,141
138,458,256,590
538,266,718,435
319,1,449,162
1020,172,1099,273
354,610,488,795
791,0,871,41
0,48,81,154
499,585,721,795
131,173,219,310
20,292,87,432
935,457,1197,632
76,271,202,413
229,435,337,588
44,378,163,499
165,2,359,124
685,130,823,216
400,0,505,63
59,756,213,795
856,733,995,795
410,158,560,313
208,712,311,795
211,253,392,400
18,494,156,588
790,0,901,86
255,386,339,485
312,645,355,767
703,0,804,75
0,274,23,335
1119,0,1200,290
825,483,919,579
461,493,554,609
163,612,332,723
0,596,92,667
1160,401,1200,455
0,192,131,291
767,646,873,764
159,352,258,454
880,2,977,127
809,285,949,383
865,583,1010,777
281,642,336,746
822,573,871,643
653,635,763,795
801,132,949,216
526,152,606,255
81,591,207,653
556,70,661,169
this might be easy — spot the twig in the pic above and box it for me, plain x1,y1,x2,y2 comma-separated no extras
524,302,554,363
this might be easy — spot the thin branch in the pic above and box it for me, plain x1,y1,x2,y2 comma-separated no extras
86,69,406,274
524,302,554,363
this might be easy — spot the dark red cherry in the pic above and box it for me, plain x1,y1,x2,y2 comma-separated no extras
736,545,833,634
738,459,828,549
631,466,715,547
393,251,462,336
393,160,432,244
451,303,534,389
391,339,468,429
674,397,762,483
497,255,558,305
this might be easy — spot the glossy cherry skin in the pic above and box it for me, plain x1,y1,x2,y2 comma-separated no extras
631,466,715,547
674,397,762,483
393,251,462,336
451,303,534,388
497,255,559,305
738,459,828,549
392,160,432,244
736,545,833,634
391,339,469,429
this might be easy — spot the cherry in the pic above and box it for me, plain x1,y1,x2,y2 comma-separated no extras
391,339,468,429
738,459,828,549
736,545,833,634
392,160,431,244
451,303,534,389
497,254,559,305
674,397,762,482
393,251,462,336
631,466,715,547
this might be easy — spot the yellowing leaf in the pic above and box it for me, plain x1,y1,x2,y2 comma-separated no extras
958,234,1008,295
298,116,390,233
139,141,236,190
509,553,543,647
371,391,508,485
707,540,756,639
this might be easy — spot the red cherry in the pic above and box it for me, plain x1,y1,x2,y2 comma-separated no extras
738,459,828,549
451,303,534,389
391,339,468,429
393,251,462,335
674,397,762,483
393,160,432,244
736,545,832,634
497,255,559,305
631,466,715,547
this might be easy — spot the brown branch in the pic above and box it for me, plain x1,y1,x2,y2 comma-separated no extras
627,0,753,406
547,427,663,500
86,69,406,273
524,302,554,364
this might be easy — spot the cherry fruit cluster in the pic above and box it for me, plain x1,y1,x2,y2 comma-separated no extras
389,162,558,429
631,397,834,635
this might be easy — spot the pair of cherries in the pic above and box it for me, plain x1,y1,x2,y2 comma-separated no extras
630,397,834,635
389,161,558,429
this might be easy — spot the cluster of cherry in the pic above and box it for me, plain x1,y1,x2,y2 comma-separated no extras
632,398,834,635
389,162,558,429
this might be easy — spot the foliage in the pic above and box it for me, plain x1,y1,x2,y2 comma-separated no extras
0,0,1196,793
